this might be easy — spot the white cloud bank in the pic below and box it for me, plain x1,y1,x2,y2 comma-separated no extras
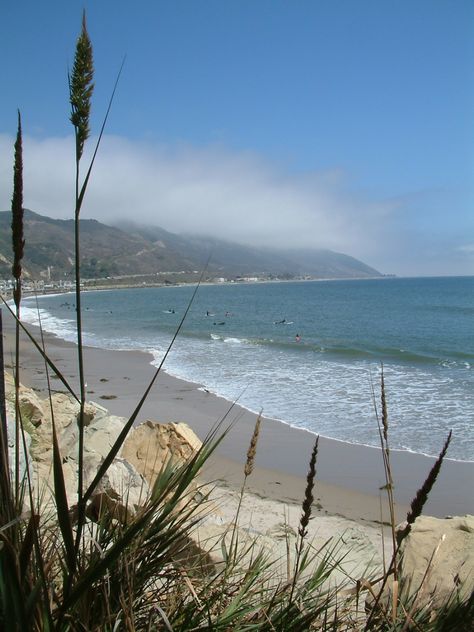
0,133,472,276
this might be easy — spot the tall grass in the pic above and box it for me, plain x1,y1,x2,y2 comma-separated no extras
69,10,94,523
11,111,24,503
0,13,472,631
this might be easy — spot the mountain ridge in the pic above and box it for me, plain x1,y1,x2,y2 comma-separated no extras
0,209,382,282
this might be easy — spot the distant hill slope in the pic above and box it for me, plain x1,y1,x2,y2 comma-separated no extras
0,210,381,281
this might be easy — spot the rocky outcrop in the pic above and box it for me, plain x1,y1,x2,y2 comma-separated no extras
122,419,202,487
397,515,474,608
4,374,209,523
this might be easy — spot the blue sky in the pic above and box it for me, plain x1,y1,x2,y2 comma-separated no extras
1,1,473,276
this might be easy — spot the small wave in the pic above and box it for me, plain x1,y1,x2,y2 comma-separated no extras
209,333,246,345
427,304,474,316
222,332,474,368
23,292,73,302
439,359,472,370
20,305,77,342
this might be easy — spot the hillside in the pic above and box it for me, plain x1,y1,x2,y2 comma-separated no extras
0,210,382,282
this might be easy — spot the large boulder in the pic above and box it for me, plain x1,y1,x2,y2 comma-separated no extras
6,411,33,484
3,377,205,525
86,456,150,523
18,388,45,428
59,412,127,462
4,378,145,520
397,515,474,608
4,371,45,430
122,420,202,488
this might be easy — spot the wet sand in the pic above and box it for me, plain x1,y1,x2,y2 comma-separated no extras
2,304,472,522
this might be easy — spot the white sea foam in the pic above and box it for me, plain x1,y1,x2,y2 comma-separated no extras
158,338,473,460
20,305,77,342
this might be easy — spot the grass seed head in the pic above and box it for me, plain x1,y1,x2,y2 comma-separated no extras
70,11,94,161
299,435,319,539
397,430,452,545
381,367,388,443
11,110,24,304
244,413,261,478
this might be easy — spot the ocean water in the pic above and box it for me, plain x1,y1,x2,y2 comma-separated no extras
20,276,474,461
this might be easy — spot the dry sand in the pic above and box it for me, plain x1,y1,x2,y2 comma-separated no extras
2,303,472,531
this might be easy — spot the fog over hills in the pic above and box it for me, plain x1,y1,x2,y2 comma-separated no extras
0,210,381,282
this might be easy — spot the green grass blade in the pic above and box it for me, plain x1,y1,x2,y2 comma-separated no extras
0,537,27,630
19,513,39,580
51,421,76,577
63,431,222,613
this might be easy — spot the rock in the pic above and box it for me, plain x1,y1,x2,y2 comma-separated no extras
19,389,45,428
84,415,127,458
2,377,207,526
78,402,97,427
86,456,149,522
122,420,202,488
34,450,149,522
6,412,33,484
26,393,126,466
4,372,45,429
58,413,127,462
397,515,474,608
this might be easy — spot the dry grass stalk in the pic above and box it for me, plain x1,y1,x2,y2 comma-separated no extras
228,412,263,561
11,110,24,306
298,435,319,539
11,110,24,500
378,369,397,578
244,413,261,478
380,368,388,444
397,430,452,545
69,10,95,529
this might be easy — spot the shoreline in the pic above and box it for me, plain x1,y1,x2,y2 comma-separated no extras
2,305,472,521
1,274,389,302
16,295,474,468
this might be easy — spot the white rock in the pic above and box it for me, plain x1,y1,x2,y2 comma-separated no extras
397,514,474,607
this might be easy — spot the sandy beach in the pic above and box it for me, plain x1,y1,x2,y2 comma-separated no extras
2,303,472,525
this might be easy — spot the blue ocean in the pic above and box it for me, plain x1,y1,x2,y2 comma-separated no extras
21,276,474,461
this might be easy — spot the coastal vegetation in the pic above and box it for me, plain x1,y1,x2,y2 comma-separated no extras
1,14,472,631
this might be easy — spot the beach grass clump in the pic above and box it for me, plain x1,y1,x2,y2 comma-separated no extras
0,12,472,631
